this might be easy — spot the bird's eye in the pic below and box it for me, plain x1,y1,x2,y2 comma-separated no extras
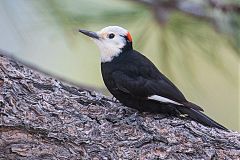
108,33,115,39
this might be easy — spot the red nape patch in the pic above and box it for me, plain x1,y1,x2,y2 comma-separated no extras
127,32,132,42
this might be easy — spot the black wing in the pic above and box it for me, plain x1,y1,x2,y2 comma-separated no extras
111,50,203,111
112,71,203,111
112,70,185,102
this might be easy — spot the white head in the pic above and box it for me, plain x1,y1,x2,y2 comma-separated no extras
79,26,133,62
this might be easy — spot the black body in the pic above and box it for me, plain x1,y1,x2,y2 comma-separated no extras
101,42,227,130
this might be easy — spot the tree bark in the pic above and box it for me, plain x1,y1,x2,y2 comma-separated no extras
0,52,239,160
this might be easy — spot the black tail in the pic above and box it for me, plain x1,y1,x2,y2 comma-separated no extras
179,107,228,131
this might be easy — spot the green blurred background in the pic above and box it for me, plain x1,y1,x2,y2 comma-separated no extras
0,0,239,131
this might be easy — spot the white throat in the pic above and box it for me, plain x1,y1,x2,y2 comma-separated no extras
94,39,124,63
99,44,121,62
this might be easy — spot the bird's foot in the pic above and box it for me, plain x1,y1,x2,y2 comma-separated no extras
111,96,118,102
128,112,140,122
153,113,169,120
119,111,142,125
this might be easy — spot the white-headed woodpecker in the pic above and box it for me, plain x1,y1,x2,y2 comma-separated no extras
79,26,227,130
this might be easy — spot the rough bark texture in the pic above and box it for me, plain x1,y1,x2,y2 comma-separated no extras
0,53,239,160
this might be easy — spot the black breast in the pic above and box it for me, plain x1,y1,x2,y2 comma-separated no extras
100,49,187,112
100,50,153,110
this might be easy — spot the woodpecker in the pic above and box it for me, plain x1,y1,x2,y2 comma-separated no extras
79,26,227,130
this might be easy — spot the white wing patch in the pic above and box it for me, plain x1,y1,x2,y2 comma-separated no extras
148,95,183,106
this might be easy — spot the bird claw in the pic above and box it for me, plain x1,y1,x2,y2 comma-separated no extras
153,113,169,120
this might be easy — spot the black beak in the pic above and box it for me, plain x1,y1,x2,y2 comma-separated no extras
79,29,99,39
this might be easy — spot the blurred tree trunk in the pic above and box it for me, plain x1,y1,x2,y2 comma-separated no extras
129,0,240,24
0,52,239,159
